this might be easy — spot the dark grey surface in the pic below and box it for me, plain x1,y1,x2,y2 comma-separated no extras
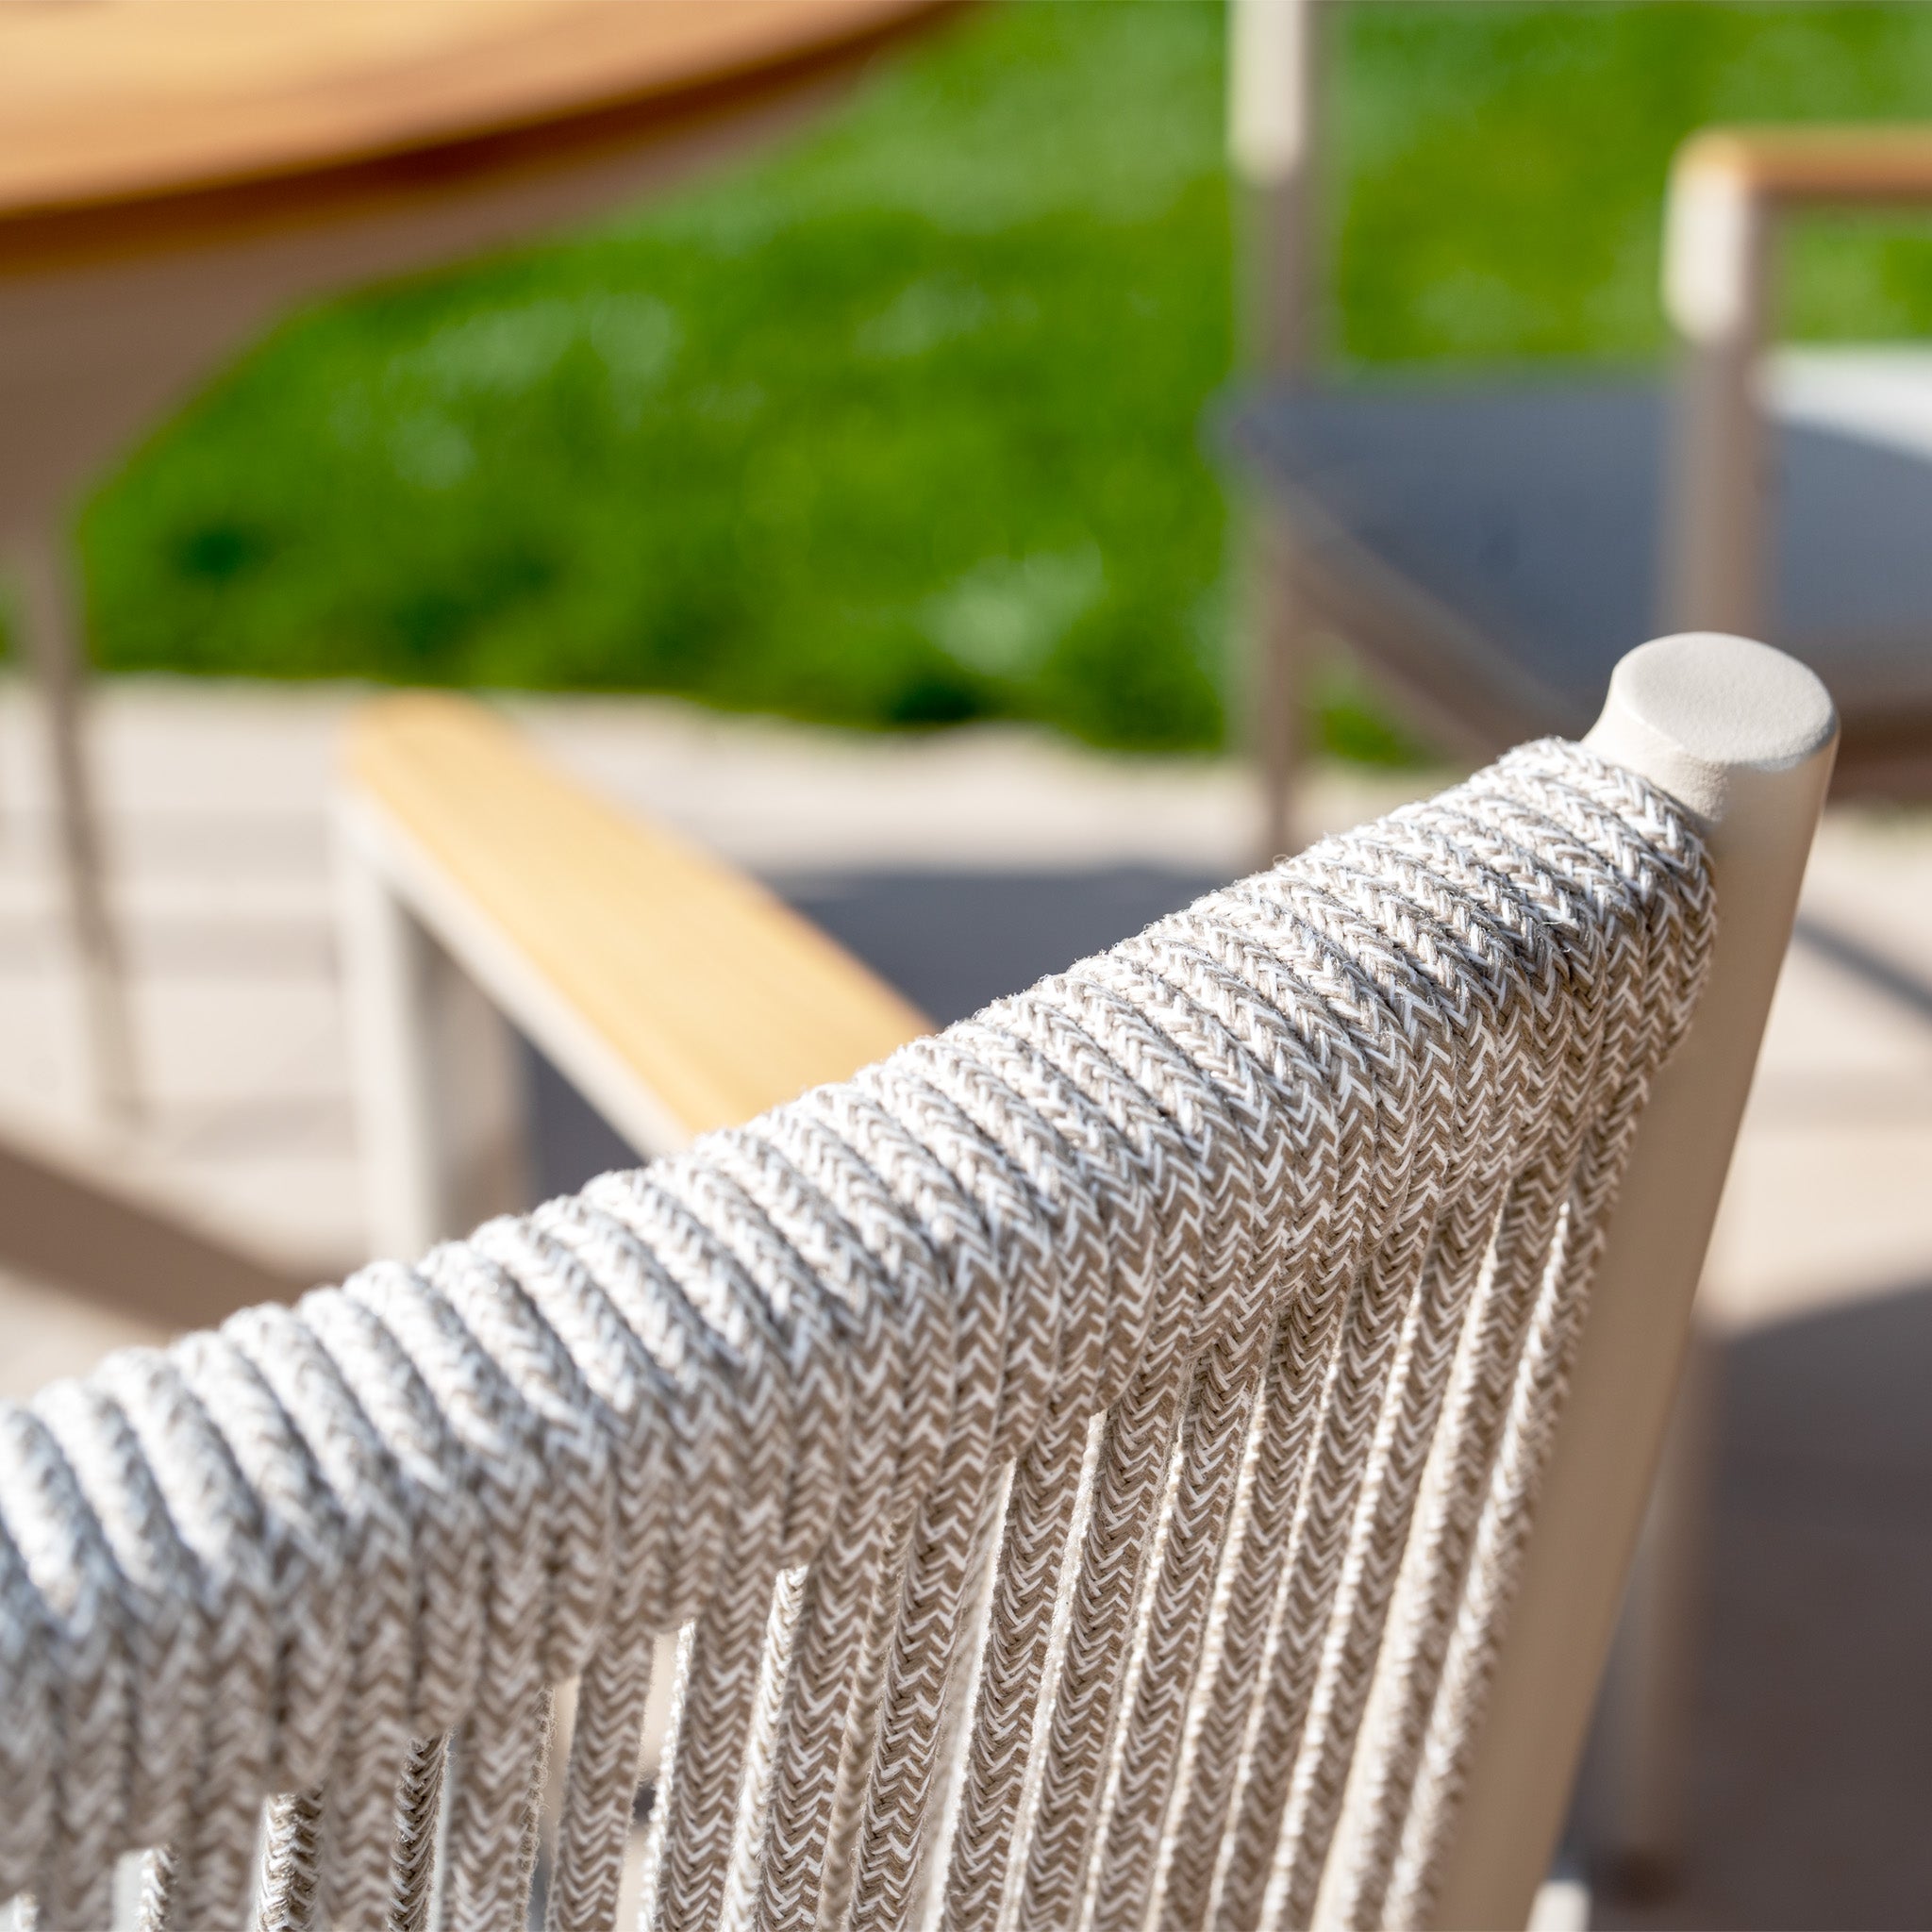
523,1048,640,1203
778,865,1224,1030
1227,380,1932,731
523,865,1221,1199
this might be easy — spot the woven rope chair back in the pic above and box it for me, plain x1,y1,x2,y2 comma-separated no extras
0,739,1715,1932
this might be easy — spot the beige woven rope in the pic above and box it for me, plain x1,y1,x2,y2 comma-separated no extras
0,741,1711,1932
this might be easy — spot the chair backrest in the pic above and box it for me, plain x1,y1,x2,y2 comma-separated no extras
0,635,1831,1932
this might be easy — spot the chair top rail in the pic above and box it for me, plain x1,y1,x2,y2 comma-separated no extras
340,693,929,1157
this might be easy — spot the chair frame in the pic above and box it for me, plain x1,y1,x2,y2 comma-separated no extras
1434,633,1833,1924
1228,0,1932,844
1663,128,1932,653
334,694,929,1257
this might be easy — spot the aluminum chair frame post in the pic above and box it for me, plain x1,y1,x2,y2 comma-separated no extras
1229,0,1324,380
1430,631,1837,1929
1572,1323,1718,1895
1245,508,1307,864
4,528,140,1129
335,799,531,1261
1662,148,1774,638
1229,0,1324,861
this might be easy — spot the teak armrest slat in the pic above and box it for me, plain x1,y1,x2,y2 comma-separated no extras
343,694,930,1153
1663,119,1932,640
1675,125,1932,204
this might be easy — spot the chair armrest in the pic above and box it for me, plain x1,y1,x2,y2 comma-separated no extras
1666,125,1932,344
339,694,930,1169
1675,125,1932,204
1659,123,1932,640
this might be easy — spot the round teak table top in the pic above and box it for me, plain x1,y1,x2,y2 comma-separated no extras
0,0,942,265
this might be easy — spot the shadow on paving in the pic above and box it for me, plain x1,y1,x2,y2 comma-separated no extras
523,866,1932,1927
1598,1280,1932,1930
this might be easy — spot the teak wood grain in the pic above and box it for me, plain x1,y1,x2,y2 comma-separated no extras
1677,125,1932,204
0,0,947,272
345,694,930,1145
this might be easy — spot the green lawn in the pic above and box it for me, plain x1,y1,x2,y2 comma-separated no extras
64,3,1932,758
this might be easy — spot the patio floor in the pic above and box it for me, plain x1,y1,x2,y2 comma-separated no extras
2,675,1929,1926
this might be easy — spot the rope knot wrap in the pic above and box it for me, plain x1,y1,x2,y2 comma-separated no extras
0,741,1712,1932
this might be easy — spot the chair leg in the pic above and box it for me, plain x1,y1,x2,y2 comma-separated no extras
1576,1324,1717,1900
1250,517,1304,867
8,531,141,1130
334,809,530,1261
1229,0,1324,379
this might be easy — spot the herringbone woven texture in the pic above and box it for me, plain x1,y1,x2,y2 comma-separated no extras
0,741,1712,1932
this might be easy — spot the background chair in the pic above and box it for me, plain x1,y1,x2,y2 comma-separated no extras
1226,9,1932,1889
1225,0,1932,857
0,632,1831,1930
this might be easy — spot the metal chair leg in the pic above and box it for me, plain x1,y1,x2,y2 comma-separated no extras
1576,1323,1718,1901
8,530,141,1129
1250,516,1304,866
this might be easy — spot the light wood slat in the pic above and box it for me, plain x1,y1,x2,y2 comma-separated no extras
1677,125,1932,203
344,695,930,1152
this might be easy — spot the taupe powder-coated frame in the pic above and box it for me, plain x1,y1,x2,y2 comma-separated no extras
1436,634,1834,1927
1662,126,1932,640
1226,0,1921,851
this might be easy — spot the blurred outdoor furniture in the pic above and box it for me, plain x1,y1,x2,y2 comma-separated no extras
1225,0,1932,858
0,632,1834,1932
0,0,952,1126
0,1103,308,1335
